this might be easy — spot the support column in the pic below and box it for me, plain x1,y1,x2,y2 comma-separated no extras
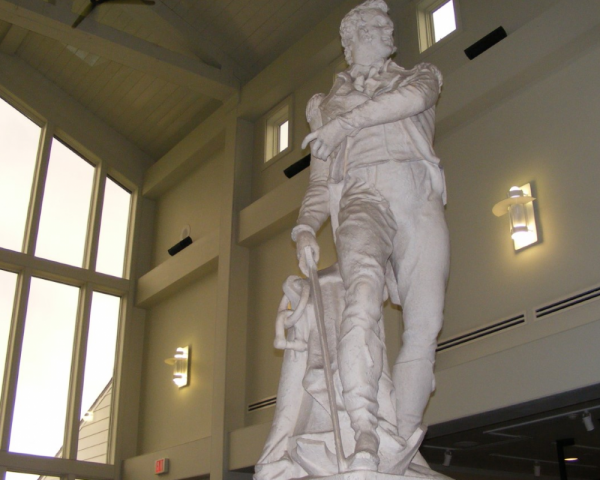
210,115,254,480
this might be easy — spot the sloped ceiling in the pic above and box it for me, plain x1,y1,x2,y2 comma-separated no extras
0,0,348,159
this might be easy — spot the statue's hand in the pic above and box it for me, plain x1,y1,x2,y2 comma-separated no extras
301,118,347,161
296,230,320,277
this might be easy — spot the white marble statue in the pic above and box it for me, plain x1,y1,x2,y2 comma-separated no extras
255,1,451,479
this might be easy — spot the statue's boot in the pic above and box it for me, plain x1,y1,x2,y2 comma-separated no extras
339,322,384,472
348,430,380,471
335,183,393,472
393,358,435,445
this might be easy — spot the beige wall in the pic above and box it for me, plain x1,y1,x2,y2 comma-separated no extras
138,145,224,454
250,58,345,200
152,149,223,266
441,44,600,338
139,271,217,453
393,0,562,79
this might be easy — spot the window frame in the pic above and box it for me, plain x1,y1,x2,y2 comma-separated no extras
263,96,293,167
0,95,137,479
416,0,461,53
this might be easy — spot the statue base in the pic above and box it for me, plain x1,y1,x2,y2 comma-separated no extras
254,269,454,480
296,468,452,480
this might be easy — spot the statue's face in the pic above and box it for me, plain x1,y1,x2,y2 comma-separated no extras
352,9,395,64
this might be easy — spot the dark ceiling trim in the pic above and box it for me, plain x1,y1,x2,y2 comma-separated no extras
426,383,600,439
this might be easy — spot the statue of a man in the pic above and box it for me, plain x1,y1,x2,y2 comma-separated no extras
296,0,449,471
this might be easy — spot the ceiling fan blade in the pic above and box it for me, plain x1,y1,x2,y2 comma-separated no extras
71,0,155,28
108,0,156,4
71,2,95,28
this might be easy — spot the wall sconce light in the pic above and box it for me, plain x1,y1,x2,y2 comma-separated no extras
534,461,541,477
443,449,452,467
492,183,538,250
582,411,595,431
165,346,189,388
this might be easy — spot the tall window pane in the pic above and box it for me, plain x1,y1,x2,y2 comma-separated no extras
35,139,94,267
278,120,289,153
8,473,59,480
77,292,120,463
0,98,41,252
0,270,17,399
10,278,79,457
96,178,131,277
432,0,456,42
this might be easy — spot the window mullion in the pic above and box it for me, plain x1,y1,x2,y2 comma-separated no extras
0,270,31,451
122,189,139,280
23,123,55,256
84,163,107,272
426,5,436,46
108,290,131,466
63,284,93,459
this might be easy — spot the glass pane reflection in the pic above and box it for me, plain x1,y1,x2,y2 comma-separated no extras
0,98,41,252
96,178,131,277
0,270,17,401
433,0,456,42
7,473,59,480
10,277,79,457
35,139,94,267
78,291,120,463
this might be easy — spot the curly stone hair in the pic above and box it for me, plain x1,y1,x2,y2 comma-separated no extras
340,0,390,65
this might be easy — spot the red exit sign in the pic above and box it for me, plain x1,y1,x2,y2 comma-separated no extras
155,458,170,475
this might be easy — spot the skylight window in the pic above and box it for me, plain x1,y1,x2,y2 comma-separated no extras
417,0,459,52
264,98,292,163
279,120,289,152
432,0,456,42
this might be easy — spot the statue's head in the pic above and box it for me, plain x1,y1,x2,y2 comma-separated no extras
340,0,396,66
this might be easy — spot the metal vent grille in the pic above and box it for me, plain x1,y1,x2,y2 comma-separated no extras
535,285,600,319
248,396,277,412
437,314,526,353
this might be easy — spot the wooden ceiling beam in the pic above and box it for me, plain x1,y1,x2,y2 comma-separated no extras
0,23,27,54
0,0,239,100
118,3,249,82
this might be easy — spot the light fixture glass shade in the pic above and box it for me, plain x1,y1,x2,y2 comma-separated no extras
443,450,452,467
508,203,528,238
492,183,538,250
165,346,189,388
583,411,595,431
